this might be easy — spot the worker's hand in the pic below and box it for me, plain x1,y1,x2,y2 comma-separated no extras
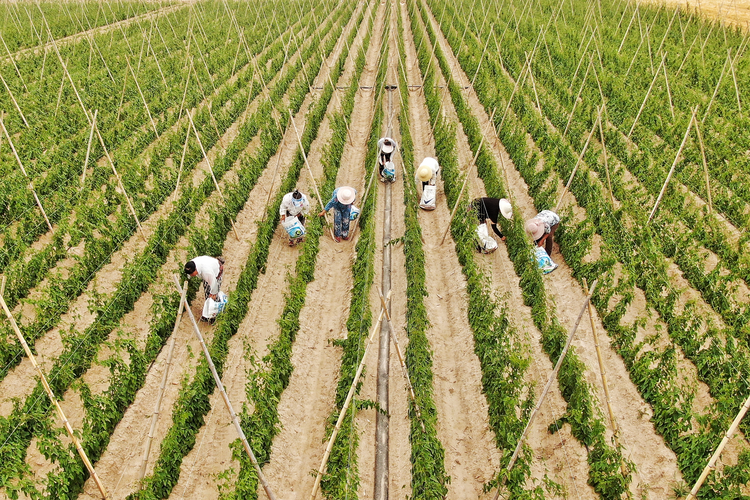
318,210,327,217
501,236,506,241
281,214,286,222
210,293,217,300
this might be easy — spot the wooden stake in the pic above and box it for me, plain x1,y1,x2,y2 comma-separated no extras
662,55,675,120
441,106,498,245
310,292,392,500
598,106,614,208
701,49,729,125
564,57,592,137
93,120,148,242
127,57,159,138
1,33,28,92
470,23,494,89
288,109,336,241
493,280,598,500
377,289,425,433
648,107,697,223
172,276,277,500
81,109,98,188
1,115,53,232
0,69,29,128
685,393,750,500
138,280,187,481
628,52,667,138
727,48,742,114
173,114,192,202
583,279,620,448
186,111,240,241
692,114,712,213
556,107,602,212
0,293,111,500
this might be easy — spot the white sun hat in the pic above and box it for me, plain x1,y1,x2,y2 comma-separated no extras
499,198,513,219
336,186,356,205
417,164,433,182
382,140,395,153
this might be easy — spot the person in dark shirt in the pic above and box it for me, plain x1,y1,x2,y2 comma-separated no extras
471,197,513,240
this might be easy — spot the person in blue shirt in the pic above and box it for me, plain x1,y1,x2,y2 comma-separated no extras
319,186,357,242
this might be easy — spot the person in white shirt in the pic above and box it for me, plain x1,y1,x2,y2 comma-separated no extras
415,157,440,192
279,189,311,245
184,255,224,301
377,137,399,180
525,210,560,255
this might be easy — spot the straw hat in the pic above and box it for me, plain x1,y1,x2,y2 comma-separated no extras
525,219,545,240
336,186,356,205
382,140,394,153
499,198,513,219
417,164,433,182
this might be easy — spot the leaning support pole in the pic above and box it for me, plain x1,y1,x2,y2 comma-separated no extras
81,109,98,187
0,293,110,499
583,279,621,449
628,52,667,138
493,280,598,500
288,109,336,240
648,107,697,223
685,393,750,500
1,115,53,232
441,106,498,244
186,111,241,241
172,276,278,500
378,289,425,432
692,114,712,213
126,57,160,138
310,292,392,500
93,119,148,242
0,70,29,128
555,106,602,212
138,280,188,481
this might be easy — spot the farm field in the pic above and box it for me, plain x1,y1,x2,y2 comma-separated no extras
0,0,749,499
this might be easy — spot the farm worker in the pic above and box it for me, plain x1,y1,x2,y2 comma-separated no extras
184,255,225,305
416,157,440,191
377,137,399,180
280,189,310,245
319,186,357,242
525,210,560,255
471,197,513,241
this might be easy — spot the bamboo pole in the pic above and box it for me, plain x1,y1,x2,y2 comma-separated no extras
172,276,277,500
662,55,675,120
173,113,192,202
1,33,27,92
583,278,620,447
186,111,240,241
702,49,729,125
648,107,697,223
310,292,392,500
692,114,712,213
564,56,592,137
1,115,53,232
556,106,602,212
470,24,494,89
377,289,425,433
93,119,147,242
138,280,187,481
686,393,750,500
493,281,598,500
598,106,614,208
288,109,336,241
0,293,110,500
0,70,29,128
81,109,98,188
727,48,742,114
126,57,159,138
628,52,667,138
441,106,498,245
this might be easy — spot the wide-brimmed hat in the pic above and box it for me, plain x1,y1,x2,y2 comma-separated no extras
417,164,433,182
382,140,394,153
499,198,513,219
336,186,356,205
525,219,545,240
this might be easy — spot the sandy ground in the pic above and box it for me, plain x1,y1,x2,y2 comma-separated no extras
639,0,750,29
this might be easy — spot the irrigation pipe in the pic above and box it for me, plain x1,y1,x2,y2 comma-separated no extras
172,276,277,500
310,291,392,500
0,292,110,499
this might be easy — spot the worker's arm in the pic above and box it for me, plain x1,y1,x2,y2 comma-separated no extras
537,233,549,247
